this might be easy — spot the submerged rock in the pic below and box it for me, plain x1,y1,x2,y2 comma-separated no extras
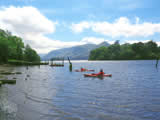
27,75,30,77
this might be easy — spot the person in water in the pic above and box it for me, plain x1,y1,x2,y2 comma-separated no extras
98,69,104,75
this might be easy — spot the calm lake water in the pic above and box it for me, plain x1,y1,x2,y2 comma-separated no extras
0,60,160,120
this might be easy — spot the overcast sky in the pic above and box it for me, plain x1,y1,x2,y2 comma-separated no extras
0,0,160,53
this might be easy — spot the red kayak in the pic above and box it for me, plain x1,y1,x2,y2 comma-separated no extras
84,73,112,77
75,69,95,72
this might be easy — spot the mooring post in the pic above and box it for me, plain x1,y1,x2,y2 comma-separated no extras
156,57,159,68
68,57,72,71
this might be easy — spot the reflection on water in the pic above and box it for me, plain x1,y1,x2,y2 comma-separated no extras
0,60,160,120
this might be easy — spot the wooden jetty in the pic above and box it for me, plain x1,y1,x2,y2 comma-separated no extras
50,57,64,67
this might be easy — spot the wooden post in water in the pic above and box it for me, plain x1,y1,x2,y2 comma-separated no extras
68,57,72,71
156,57,159,68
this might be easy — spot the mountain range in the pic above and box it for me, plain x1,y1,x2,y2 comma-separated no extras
42,42,110,60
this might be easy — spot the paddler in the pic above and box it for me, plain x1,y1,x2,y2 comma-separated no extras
97,69,104,75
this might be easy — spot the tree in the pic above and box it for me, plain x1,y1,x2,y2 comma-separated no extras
89,40,160,60
24,44,40,62
0,37,8,63
7,36,24,60
0,28,40,63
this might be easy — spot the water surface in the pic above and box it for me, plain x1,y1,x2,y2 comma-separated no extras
0,60,160,120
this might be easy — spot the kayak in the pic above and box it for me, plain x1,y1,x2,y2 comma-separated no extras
84,74,112,77
84,73,112,77
75,69,95,72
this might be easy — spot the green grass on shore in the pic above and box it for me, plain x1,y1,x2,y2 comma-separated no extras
8,59,49,66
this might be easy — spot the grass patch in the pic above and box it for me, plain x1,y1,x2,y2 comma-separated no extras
8,59,49,66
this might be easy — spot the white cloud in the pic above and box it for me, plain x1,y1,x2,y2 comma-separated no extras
1,6,159,54
33,36,112,53
0,6,58,53
0,6,111,54
81,37,114,44
71,17,160,38
0,6,56,34
157,42,160,46
71,21,91,33
28,34,85,53
31,36,114,53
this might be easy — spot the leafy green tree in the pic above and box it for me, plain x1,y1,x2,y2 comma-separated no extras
0,37,8,63
0,28,40,63
24,44,40,62
119,43,134,60
7,36,24,60
89,40,160,60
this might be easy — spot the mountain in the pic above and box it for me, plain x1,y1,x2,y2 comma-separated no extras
42,42,110,60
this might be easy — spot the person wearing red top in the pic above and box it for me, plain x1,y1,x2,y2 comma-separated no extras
97,69,104,75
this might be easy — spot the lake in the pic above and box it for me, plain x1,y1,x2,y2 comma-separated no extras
0,60,160,120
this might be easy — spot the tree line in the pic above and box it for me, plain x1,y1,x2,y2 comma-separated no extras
89,40,160,60
0,29,40,63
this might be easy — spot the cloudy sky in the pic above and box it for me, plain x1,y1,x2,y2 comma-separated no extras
0,0,160,53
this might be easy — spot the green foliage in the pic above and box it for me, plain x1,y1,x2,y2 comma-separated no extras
0,28,40,63
8,59,46,65
24,45,40,62
0,37,8,63
7,36,24,60
89,40,160,60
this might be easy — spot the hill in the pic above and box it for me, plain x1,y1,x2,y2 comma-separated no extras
42,42,110,60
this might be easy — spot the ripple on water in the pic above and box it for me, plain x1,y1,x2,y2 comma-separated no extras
1,61,160,120
0,87,18,120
